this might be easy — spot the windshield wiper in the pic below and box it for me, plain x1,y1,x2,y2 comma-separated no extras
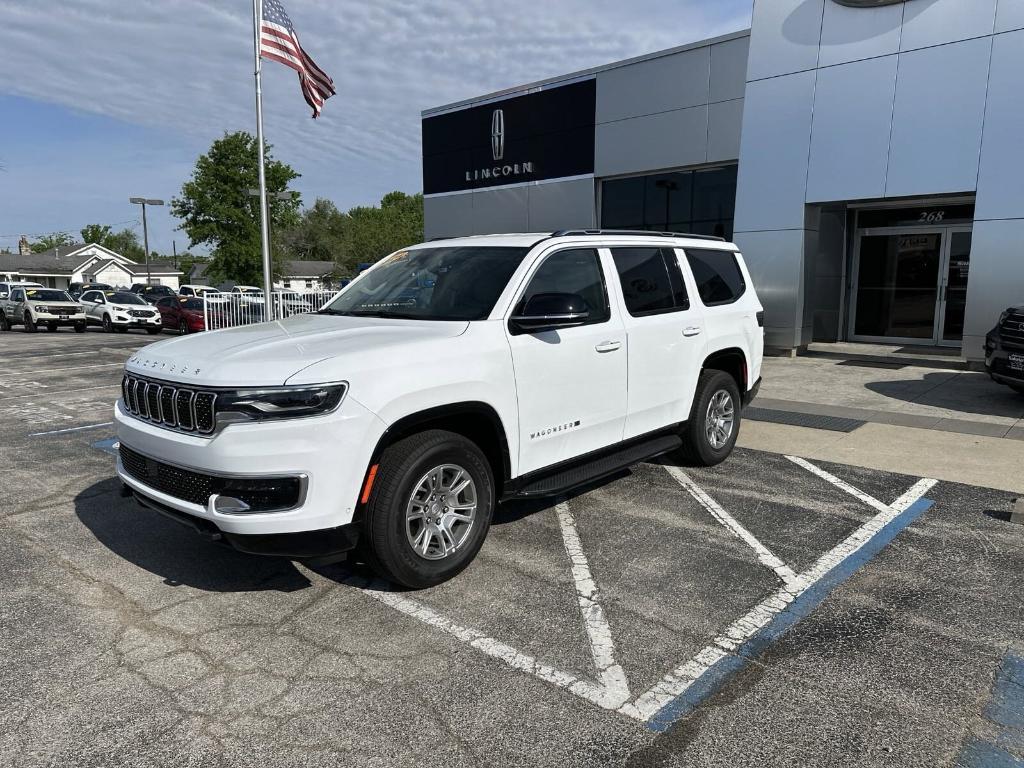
316,308,352,316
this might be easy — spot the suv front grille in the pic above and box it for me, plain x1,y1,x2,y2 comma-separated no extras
129,309,156,318
121,374,217,434
999,309,1024,349
119,444,304,511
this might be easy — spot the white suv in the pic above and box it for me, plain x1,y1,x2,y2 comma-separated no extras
115,231,764,587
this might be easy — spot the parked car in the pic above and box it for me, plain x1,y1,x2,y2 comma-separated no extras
0,281,45,318
131,284,177,304
116,230,764,589
154,296,206,334
230,286,265,304
0,287,87,332
79,290,163,334
179,284,221,299
277,291,314,317
69,282,113,300
985,304,1024,395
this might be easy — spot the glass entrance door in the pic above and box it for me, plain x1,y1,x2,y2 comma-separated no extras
849,226,972,346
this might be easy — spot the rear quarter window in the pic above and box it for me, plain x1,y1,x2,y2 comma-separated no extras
685,248,746,306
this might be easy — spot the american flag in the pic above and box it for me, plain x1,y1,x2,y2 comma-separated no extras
260,0,336,118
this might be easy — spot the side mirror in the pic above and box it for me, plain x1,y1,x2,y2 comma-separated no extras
509,292,590,335
0,292,8,300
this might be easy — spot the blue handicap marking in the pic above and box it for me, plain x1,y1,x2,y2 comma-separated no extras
92,437,120,456
957,652,1024,766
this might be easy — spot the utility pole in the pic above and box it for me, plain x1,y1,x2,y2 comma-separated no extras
129,197,164,285
172,240,177,269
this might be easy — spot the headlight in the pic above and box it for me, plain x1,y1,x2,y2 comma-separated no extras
35,305,49,314
216,383,347,424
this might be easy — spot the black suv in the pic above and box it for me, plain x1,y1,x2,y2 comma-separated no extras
130,284,177,304
985,305,1024,395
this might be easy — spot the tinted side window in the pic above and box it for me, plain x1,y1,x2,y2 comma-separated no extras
12,289,24,301
611,247,690,316
685,249,746,306
517,248,610,326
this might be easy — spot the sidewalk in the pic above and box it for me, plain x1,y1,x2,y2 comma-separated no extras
743,353,1024,493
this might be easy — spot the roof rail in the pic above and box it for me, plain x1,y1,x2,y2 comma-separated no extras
550,229,726,242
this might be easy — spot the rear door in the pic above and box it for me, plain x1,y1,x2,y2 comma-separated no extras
505,247,628,476
608,246,706,439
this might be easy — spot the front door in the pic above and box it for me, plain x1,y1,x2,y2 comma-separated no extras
849,226,972,346
505,247,628,477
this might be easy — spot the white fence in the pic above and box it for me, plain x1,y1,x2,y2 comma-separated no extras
202,290,339,331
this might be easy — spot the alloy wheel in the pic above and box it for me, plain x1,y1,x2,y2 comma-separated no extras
705,390,735,450
405,464,478,561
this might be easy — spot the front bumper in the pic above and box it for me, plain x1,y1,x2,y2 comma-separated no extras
112,314,161,327
114,394,388,539
33,312,86,325
984,333,1024,387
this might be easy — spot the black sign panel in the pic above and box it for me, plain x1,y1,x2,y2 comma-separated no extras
857,203,975,229
422,79,596,195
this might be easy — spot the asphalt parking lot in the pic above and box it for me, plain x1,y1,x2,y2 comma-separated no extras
2,329,1023,767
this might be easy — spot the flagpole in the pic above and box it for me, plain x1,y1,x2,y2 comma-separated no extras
252,0,275,321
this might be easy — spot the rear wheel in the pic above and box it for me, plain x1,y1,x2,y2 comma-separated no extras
23,312,36,333
363,429,494,589
677,369,741,467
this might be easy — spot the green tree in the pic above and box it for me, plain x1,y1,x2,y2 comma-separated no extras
277,198,348,263
30,232,75,252
171,131,300,285
104,228,145,261
80,224,112,245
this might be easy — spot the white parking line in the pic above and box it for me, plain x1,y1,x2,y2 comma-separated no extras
665,465,798,585
556,502,631,708
5,362,126,376
621,461,937,722
29,422,113,437
344,457,937,725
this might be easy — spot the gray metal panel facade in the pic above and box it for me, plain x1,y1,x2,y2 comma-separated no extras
818,1,904,67
595,46,710,123
885,38,991,198
709,36,750,102
707,99,744,164
900,0,998,51
734,0,1024,358
807,55,897,203
527,178,597,232
734,70,816,233
975,29,1024,221
595,106,709,177
996,0,1024,32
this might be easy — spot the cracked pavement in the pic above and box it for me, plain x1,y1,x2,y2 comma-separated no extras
2,329,1023,767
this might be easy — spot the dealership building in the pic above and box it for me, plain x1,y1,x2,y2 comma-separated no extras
421,0,1024,361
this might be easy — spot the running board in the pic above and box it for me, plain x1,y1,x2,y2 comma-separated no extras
512,434,682,498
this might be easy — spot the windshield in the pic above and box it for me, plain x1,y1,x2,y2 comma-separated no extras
322,246,529,321
26,289,73,302
107,291,148,305
146,286,173,294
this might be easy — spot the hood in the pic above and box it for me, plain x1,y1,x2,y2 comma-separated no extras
124,312,469,386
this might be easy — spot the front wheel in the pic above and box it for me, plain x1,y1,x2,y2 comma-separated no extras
677,369,741,467
23,312,37,333
179,320,189,335
363,429,495,589
0,313,9,331
102,315,113,333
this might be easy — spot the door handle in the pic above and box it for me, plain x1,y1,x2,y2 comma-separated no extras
682,327,702,337
595,341,622,353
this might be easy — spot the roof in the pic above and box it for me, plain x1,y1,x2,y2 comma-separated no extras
89,258,182,276
415,231,737,249
282,260,337,277
0,242,147,275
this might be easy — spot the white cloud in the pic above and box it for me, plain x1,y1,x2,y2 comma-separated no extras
0,0,751,245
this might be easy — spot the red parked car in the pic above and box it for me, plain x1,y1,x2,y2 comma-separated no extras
154,296,206,334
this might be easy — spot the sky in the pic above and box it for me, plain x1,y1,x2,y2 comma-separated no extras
0,0,752,255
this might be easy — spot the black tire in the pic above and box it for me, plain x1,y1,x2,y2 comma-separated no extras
102,315,113,333
363,429,495,589
146,327,162,335
0,313,9,332
23,312,36,333
74,323,86,333
179,320,189,335
677,369,742,467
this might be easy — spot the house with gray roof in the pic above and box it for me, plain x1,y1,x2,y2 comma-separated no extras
0,243,183,290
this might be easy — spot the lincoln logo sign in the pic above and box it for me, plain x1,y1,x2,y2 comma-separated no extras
466,109,534,183
832,0,908,6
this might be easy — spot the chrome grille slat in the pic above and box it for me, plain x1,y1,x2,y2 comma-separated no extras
120,374,215,435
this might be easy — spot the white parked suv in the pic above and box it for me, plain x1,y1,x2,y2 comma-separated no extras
116,231,764,587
